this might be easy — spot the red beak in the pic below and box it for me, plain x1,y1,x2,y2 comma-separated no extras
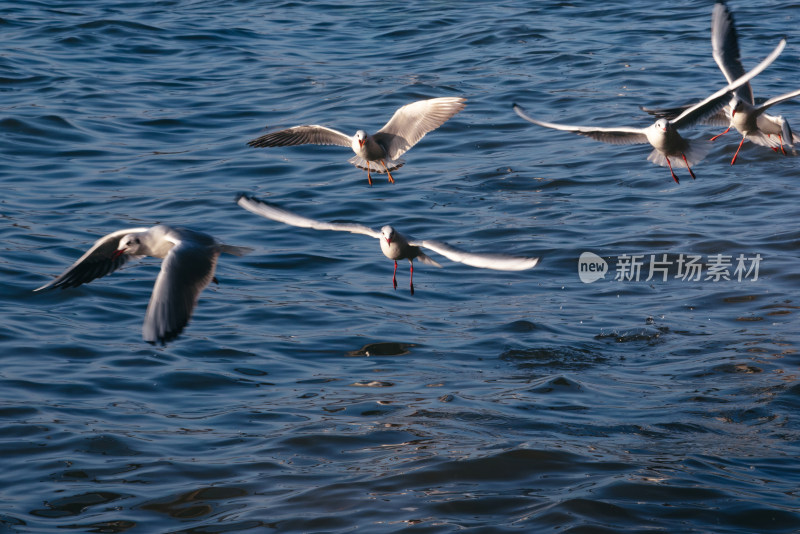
731,110,737,118
112,248,126,259
385,237,392,245
359,138,365,148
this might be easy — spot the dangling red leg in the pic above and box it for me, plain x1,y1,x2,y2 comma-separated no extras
710,126,731,141
366,168,373,186
409,262,414,296
665,157,680,184
779,134,787,156
392,260,398,290
380,160,395,184
681,154,696,180
731,137,746,165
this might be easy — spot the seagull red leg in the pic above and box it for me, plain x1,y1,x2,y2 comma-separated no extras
380,160,395,184
366,168,373,186
681,154,696,180
710,126,731,141
665,157,680,184
409,262,414,295
392,260,398,290
779,134,787,156
731,137,746,165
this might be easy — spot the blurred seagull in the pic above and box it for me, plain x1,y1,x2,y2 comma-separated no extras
644,3,800,164
35,225,252,344
513,37,785,183
236,194,538,295
247,96,466,185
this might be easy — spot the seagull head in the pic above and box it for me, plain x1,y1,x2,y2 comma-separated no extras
113,234,142,258
381,225,395,245
354,130,368,148
729,97,743,118
654,119,669,133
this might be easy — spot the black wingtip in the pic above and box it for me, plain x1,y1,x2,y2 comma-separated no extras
235,192,260,204
146,325,185,346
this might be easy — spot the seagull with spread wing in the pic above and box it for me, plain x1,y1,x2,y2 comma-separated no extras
35,226,252,344
644,4,800,163
236,194,538,295
247,97,466,185
707,2,800,163
513,37,785,183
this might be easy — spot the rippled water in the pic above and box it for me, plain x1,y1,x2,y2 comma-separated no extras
2,1,799,532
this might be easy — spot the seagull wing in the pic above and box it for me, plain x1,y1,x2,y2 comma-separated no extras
711,2,754,105
639,103,691,121
236,194,381,239
757,88,800,114
143,238,217,344
373,97,466,159
34,228,150,291
673,38,785,129
413,238,539,271
513,104,649,145
247,125,352,148
641,104,731,127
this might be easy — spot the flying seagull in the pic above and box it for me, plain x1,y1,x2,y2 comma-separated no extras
35,225,252,344
247,97,466,185
643,4,800,164
236,194,538,295
513,37,786,183
708,2,800,163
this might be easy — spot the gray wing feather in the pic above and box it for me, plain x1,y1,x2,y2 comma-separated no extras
415,238,539,271
673,38,785,129
143,242,216,344
639,103,691,121
34,228,150,291
415,250,442,268
640,104,731,127
711,2,753,105
513,104,649,145
374,97,466,159
248,125,352,148
236,194,381,239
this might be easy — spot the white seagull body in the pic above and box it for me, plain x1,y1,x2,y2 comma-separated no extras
35,225,252,344
236,194,538,294
513,37,786,183
247,97,467,185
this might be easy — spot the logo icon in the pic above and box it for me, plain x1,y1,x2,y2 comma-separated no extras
578,252,608,283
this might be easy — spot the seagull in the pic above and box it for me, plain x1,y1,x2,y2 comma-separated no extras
247,96,466,185
643,3,800,164
513,37,786,183
707,2,800,163
236,194,538,295
34,225,252,344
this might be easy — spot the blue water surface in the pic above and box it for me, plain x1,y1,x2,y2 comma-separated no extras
1,1,799,532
